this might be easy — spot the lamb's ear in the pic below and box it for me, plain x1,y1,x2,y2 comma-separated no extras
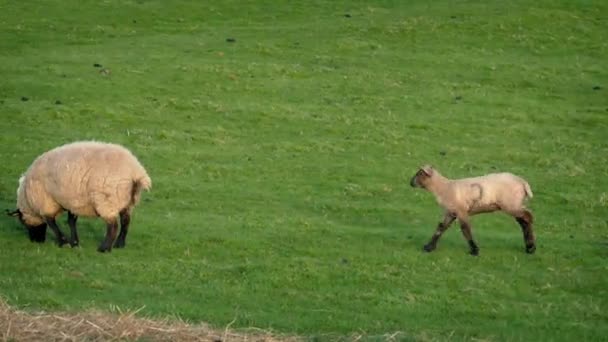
421,165,434,176
6,209,20,217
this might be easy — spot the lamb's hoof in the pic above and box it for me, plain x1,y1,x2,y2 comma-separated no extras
113,240,126,248
69,241,80,248
423,244,436,252
97,245,112,253
467,240,479,256
57,238,68,247
526,244,536,254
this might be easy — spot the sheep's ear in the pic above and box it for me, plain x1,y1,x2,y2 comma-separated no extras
421,165,433,176
6,209,20,217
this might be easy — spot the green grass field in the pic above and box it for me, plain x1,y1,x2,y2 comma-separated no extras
1,0,607,340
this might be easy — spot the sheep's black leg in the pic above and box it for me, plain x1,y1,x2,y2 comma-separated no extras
459,219,479,256
98,218,118,253
516,210,536,254
424,213,456,252
45,217,68,247
67,211,79,247
114,209,131,248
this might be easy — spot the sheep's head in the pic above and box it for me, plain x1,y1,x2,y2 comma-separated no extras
410,165,434,188
6,209,47,243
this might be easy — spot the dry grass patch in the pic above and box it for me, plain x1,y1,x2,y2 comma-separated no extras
0,299,296,342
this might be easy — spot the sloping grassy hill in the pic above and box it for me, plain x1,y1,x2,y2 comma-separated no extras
0,0,607,340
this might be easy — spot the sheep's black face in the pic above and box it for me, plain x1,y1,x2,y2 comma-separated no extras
28,223,48,243
6,209,47,243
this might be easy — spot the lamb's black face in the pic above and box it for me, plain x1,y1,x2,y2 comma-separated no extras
410,166,433,188
410,169,428,188
28,223,48,243
410,170,423,187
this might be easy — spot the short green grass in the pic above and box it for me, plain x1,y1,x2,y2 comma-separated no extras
1,0,607,340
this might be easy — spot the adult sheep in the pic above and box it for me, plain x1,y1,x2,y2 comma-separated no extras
410,165,535,256
7,141,152,252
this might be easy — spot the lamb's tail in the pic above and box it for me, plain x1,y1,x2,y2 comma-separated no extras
523,180,533,199
131,174,152,205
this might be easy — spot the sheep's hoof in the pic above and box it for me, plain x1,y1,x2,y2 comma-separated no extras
69,241,80,248
113,240,126,248
469,249,480,256
57,238,68,247
526,244,536,254
423,244,436,252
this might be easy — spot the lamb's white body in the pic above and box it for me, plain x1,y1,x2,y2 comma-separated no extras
431,172,533,217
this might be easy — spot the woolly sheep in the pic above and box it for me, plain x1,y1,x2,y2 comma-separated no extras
410,165,535,255
7,141,151,252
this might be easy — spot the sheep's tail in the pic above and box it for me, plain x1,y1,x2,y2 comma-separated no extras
522,180,533,199
131,174,152,205
137,174,152,192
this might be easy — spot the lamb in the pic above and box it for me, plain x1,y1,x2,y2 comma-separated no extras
409,165,535,255
6,141,151,253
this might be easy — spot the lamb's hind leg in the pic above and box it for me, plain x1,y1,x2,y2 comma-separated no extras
114,208,131,248
515,210,536,254
98,217,118,253
458,216,479,256
424,212,456,252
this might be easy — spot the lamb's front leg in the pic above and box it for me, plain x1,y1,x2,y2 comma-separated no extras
458,216,479,256
423,212,456,252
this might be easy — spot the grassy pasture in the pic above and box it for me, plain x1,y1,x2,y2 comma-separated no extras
0,0,607,340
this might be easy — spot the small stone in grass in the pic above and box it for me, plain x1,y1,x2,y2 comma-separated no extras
93,63,102,68
21,96,29,102
226,38,236,43
344,14,352,18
